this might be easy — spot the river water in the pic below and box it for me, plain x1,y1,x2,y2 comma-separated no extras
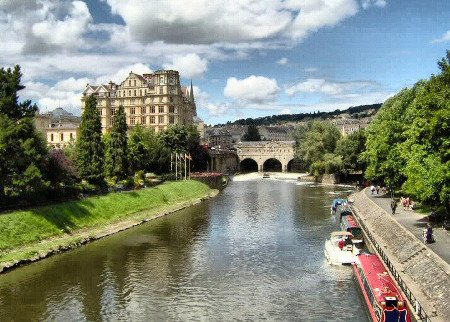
0,177,368,321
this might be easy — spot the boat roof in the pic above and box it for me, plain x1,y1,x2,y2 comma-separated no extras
330,231,353,237
332,198,346,206
357,254,406,303
341,215,360,228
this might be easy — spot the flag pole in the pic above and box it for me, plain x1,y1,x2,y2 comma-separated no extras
184,154,187,180
175,153,178,180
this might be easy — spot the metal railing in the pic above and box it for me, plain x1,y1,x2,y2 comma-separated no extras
353,207,433,322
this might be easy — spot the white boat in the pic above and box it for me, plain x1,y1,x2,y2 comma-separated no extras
324,231,361,265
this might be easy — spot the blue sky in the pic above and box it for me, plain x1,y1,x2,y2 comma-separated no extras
0,0,449,125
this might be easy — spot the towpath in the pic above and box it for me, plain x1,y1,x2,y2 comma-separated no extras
364,189,450,264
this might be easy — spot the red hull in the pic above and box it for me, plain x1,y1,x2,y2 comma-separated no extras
353,254,411,322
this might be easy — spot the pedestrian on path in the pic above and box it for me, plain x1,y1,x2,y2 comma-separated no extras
390,199,397,215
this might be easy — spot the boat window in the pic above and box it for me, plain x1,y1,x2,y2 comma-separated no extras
385,297,398,307
384,309,407,322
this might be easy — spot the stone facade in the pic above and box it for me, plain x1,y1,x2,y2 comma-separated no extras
236,141,295,172
81,70,198,133
35,108,80,149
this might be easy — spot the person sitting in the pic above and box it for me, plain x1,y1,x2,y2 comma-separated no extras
338,239,345,250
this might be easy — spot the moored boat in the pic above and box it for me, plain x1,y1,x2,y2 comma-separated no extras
331,198,346,214
340,215,364,245
335,203,353,221
353,254,411,322
263,172,270,178
324,231,361,265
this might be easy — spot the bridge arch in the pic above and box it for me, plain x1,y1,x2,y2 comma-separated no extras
236,141,296,173
263,158,282,172
240,158,258,172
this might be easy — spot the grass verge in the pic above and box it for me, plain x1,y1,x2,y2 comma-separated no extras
0,180,214,270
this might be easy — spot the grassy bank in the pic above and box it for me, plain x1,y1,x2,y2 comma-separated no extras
0,180,214,269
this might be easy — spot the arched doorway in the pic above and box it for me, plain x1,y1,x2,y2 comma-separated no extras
287,159,303,172
240,158,258,172
263,158,282,172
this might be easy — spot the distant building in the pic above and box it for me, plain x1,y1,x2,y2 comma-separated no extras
35,108,81,149
259,125,294,141
81,70,198,133
329,116,372,136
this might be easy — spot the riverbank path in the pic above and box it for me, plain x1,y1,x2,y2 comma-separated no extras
365,188,450,264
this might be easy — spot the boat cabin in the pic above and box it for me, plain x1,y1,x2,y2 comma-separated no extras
340,215,363,243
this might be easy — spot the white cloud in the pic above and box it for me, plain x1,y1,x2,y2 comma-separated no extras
304,67,318,73
285,0,359,40
162,54,208,79
361,0,387,9
31,1,92,50
224,76,280,104
277,57,288,65
285,78,381,97
432,31,450,44
106,0,363,44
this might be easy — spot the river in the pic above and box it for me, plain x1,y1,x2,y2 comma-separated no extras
0,177,368,321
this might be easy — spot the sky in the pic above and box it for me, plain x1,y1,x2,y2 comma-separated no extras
1,0,449,125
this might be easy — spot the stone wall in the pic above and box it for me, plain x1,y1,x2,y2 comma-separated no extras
351,190,450,322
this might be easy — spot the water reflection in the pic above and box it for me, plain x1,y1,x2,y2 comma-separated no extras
0,179,367,321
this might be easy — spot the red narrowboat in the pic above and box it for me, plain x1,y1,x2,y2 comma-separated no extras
353,254,411,322
340,215,364,244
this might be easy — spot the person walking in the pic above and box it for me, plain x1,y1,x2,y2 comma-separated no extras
390,199,397,215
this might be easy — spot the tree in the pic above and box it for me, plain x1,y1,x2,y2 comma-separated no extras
75,95,105,185
105,105,129,180
128,125,150,173
335,130,366,172
242,124,261,141
0,65,38,120
0,66,49,203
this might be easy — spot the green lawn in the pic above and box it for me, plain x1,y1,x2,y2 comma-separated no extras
0,180,212,254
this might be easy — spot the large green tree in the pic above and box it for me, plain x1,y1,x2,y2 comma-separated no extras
0,66,49,203
105,105,129,179
75,95,105,185
335,129,367,172
294,121,341,169
363,51,450,208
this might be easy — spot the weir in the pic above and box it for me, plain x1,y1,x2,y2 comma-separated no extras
350,189,450,322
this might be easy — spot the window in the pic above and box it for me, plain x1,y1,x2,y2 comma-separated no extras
141,106,146,114
50,133,54,142
98,109,102,116
169,106,175,113
130,117,135,125
111,99,115,106
111,109,116,115
139,89,142,96
169,115,175,124
159,86,163,94
70,133,73,140
141,116,146,124
134,79,136,86
150,106,155,113
159,96,162,102
134,90,136,96
130,107,135,115
60,133,64,141
128,80,131,86
128,90,131,96
160,76,164,84
131,98,135,105
150,116,155,124
158,115,164,124
169,97,174,102
159,106,164,113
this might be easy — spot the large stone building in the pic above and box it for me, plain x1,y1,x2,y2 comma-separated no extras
81,70,198,133
35,108,81,149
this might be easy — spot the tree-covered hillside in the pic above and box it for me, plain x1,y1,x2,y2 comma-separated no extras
216,103,382,127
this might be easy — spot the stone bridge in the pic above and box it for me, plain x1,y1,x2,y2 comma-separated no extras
236,141,295,172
